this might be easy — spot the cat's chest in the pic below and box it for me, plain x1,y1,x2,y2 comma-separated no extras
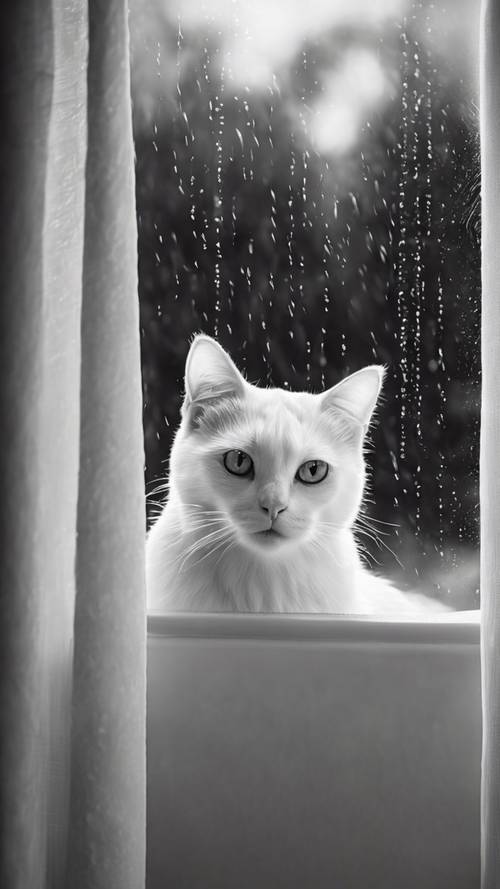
210,545,359,613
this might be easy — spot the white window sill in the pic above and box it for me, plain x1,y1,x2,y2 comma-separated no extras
147,608,480,643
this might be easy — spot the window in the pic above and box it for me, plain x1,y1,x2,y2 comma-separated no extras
131,0,481,609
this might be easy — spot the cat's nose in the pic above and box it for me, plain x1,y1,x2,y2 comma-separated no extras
258,485,288,522
259,501,288,522
260,504,287,521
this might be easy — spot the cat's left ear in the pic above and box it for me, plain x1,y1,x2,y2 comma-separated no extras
183,335,246,425
320,366,385,431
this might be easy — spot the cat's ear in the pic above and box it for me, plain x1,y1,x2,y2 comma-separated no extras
183,335,246,425
321,366,385,431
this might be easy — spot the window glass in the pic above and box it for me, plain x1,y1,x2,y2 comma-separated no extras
131,0,480,609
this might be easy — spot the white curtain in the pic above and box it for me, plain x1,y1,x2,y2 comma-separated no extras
481,1,500,887
0,2,146,888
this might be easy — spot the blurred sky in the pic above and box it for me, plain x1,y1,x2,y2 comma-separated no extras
172,0,403,84
167,0,480,82
131,0,480,154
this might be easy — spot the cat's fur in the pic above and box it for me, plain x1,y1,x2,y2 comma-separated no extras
146,335,446,615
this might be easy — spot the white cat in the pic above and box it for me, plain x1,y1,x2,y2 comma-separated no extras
146,335,447,615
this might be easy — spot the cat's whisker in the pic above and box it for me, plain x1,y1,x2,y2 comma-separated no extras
356,515,399,537
183,512,228,518
353,520,405,571
354,512,400,550
177,526,231,558
353,525,385,549
184,527,233,555
147,481,170,494
155,519,229,559
182,530,235,572
164,509,229,525
154,516,229,548
148,500,169,514
146,483,171,502
314,519,380,569
355,540,383,568
181,503,228,515
353,524,405,570
354,515,390,538
183,516,228,528
183,509,226,519
212,537,237,571
176,523,234,561
358,513,400,529
183,517,228,529
182,514,229,528
158,526,226,551
314,524,380,571
316,520,345,532
353,519,391,542
151,502,229,526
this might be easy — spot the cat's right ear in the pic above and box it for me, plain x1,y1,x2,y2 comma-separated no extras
320,365,385,435
182,335,246,428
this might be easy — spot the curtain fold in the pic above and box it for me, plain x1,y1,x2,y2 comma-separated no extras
66,0,147,885
0,4,57,887
0,2,146,888
481,1,500,887
42,3,87,886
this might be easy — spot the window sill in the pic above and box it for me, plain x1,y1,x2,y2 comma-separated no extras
147,608,480,644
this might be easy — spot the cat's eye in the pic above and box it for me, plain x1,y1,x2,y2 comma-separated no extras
296,460,329,485
223,449,254,477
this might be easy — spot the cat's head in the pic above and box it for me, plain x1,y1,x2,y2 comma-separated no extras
169,335,384,556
